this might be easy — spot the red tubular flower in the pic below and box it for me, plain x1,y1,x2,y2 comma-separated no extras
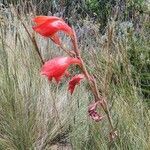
88,101,104,122
68,74,85,94
32,16,73,45
40,57,81,83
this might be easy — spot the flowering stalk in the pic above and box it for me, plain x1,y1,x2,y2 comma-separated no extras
31,16,117,140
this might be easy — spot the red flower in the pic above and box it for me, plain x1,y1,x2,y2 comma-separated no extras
32,16,73,45
68,74,85,94
88,101,104,122
41,57,81,83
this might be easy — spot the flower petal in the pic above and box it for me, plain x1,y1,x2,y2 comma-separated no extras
89,111,104,122
33,16,63,26
68,74,85,94
88,101,104,122
40,57,81,83
33,17,73,37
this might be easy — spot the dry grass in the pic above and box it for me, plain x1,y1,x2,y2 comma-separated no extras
0,4,150,150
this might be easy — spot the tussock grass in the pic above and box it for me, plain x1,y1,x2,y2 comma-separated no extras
0,4,150,150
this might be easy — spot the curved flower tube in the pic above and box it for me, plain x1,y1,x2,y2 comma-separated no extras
32,16,73,45
68,74,85,94
40,57,81,83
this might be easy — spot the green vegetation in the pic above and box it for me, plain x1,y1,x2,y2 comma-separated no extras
0,1,150,149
